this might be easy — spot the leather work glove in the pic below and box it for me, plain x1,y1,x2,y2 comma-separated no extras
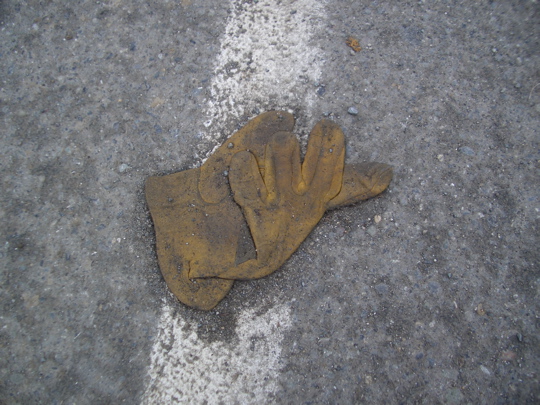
189,119,345,280
146,111,393,310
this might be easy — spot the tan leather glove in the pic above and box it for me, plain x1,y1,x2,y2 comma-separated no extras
189,119,345,280
146,111,393,310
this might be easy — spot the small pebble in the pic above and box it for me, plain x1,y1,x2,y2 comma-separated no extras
459,146,475,156
374,215,382,223
476,303,486,316
227,142,234,149
118,163,131,173
480,365,491,376
374,283,388,296
348,106,359,115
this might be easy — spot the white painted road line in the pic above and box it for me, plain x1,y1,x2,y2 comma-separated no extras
202,0,327,154
143,0,327,402
143,301,292,404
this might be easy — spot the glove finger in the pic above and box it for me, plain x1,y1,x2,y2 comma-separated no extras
229,151,266,208
267,131,302,197
303,119,345,201
326,162,393,209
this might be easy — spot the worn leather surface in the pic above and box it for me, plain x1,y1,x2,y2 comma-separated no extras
146,111,393,310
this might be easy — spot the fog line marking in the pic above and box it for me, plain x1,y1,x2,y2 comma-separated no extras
143,1,326,402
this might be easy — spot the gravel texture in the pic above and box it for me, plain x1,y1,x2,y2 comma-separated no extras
1,0,539,404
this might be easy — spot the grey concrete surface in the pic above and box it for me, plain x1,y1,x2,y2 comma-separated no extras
1,0,539,404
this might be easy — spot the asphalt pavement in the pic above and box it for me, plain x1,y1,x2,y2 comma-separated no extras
1,0,539,403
